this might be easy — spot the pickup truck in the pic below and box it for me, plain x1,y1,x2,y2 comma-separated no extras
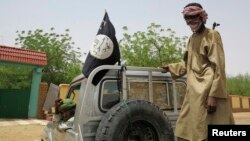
41,65,186,141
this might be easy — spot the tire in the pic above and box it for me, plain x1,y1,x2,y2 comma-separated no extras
95,100,174,141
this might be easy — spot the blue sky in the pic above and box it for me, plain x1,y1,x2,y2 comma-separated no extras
0,0,250,76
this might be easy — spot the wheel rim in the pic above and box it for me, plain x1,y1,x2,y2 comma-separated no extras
120,120,159,141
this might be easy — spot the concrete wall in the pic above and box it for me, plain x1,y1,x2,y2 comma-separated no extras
37,82,48,119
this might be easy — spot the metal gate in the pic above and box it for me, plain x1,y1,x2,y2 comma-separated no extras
0,89,30,118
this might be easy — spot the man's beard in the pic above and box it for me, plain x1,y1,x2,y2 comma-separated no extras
187,20,202,33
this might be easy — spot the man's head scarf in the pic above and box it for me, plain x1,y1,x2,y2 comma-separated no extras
182,4,208,23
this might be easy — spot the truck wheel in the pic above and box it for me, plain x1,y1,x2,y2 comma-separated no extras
95,100,174,141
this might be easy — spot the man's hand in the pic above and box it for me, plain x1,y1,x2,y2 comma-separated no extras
205,96,217,114
160,66,169,73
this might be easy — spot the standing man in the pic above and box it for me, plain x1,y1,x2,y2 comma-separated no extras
162,3,234,141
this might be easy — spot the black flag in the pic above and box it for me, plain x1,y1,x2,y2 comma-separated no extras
82,11,120,85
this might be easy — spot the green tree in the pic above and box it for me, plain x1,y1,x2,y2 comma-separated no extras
0,66,32,89
15,28,82,85
119,23,187,67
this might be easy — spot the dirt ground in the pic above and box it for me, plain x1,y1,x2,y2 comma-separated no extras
0,112,250,141
0,124,44,141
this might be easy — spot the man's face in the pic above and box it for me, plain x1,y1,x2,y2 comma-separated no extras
184,14,202,32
